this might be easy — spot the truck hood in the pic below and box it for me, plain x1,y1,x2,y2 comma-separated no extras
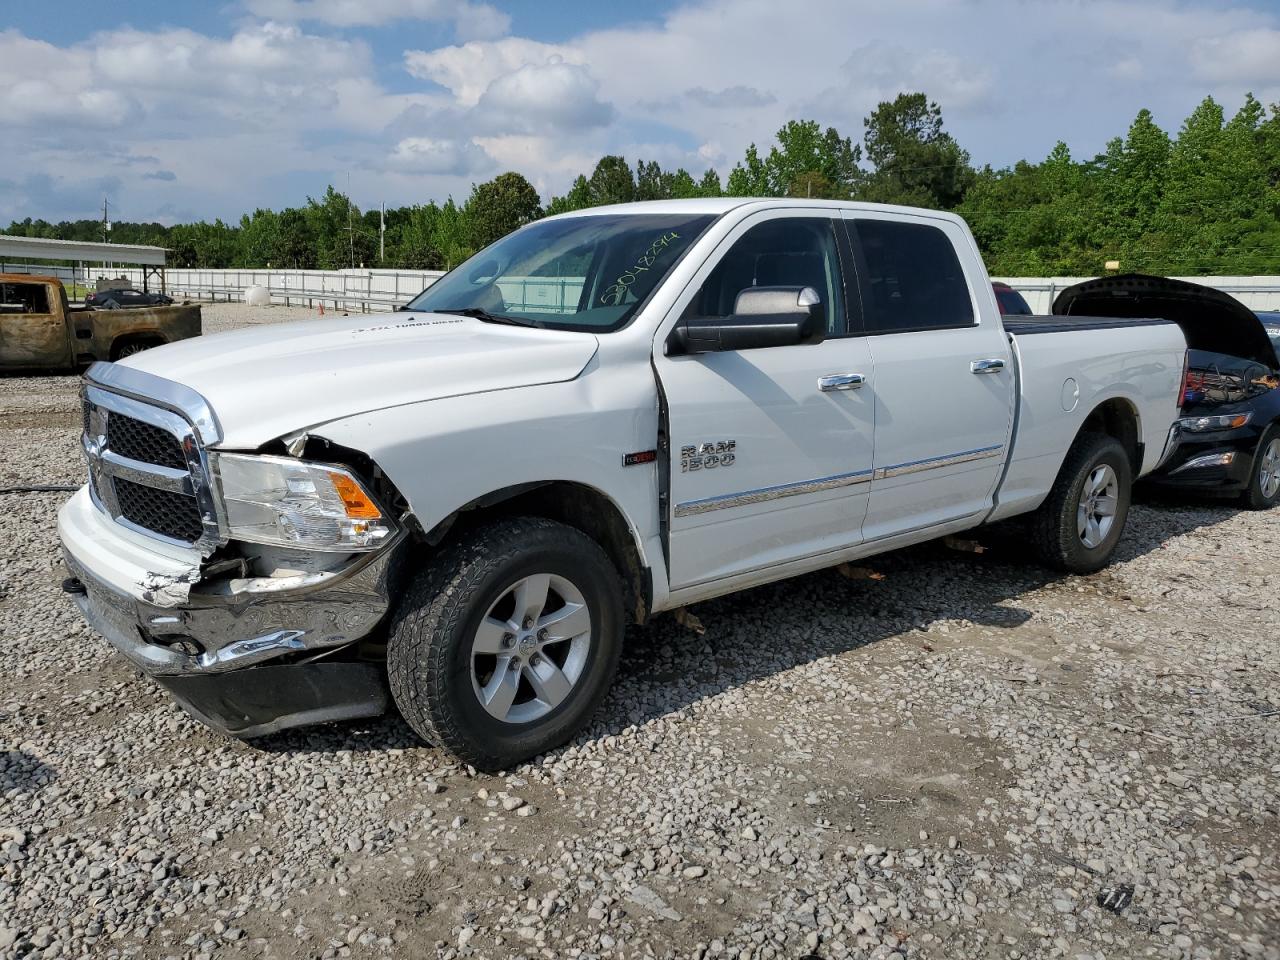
1053,274,1280,369
121,312,599,448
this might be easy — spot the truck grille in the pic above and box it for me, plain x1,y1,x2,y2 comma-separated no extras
113,478,205,543
106,414,187,470
82,386,218,549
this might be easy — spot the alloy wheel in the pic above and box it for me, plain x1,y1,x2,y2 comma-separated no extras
470,573,592,724
1260,438,1280,500
1077,463,1119,549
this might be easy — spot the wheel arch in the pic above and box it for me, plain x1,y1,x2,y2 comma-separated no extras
425,480,653,625
1076,396,1142,475
109,332,167,360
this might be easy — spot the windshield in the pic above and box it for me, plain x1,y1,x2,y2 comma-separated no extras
404,213,717,332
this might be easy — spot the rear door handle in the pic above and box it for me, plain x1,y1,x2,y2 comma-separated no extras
818,373,866,392
970,358,1006,374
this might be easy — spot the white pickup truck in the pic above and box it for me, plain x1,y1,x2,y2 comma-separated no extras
59,199,1187,769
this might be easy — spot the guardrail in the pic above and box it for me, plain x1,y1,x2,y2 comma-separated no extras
84,267,448,313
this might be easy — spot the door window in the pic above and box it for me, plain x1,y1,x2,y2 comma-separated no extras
850,219,974,334
687,218,848,336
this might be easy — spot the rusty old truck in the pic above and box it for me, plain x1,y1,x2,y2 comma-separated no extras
0,274,201,371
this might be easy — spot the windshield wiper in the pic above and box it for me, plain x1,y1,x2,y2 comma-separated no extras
435,307,540,328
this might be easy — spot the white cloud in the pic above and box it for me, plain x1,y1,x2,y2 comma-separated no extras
476,62,613,132
405,38,584,106
388,136,491,175
243,0,509,38
1191,28,1280,89
686,86,776,109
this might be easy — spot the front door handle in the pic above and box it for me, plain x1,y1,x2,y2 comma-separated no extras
970,358,1006,374
818,373,866,392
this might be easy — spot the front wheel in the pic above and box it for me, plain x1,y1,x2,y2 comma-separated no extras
1028,432,1133,574
387,517,624,770
1242,426,1280,510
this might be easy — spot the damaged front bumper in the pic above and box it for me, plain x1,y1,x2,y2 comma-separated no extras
58,486,399,737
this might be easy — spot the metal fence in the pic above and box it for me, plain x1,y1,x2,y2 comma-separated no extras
84,266,448,313
35,265,1280,315
2,262,80,287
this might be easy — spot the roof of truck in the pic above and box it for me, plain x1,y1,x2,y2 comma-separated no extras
0,273,63,286
541,197,969,224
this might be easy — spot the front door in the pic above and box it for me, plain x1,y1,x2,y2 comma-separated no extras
840,212,1014,540
0,281,71,369
655,212,876,590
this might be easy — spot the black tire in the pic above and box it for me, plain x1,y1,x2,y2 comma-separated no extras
387,517,624,770
1028,432,1133,574
1242,425,1280,510
112,340,157,360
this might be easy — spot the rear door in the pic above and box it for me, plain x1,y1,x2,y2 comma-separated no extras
0,281,71,369
840,212,1014,540
655,211,876,589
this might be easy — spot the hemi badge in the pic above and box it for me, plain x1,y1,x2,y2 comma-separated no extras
623,450,658,466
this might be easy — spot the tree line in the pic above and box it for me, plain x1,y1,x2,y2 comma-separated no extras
6,91,1280,276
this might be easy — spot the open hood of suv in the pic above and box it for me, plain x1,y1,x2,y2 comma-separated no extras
1053,274,1279,369
121,312,599,448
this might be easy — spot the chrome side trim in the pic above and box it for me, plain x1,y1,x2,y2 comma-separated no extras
875,444,1004,480
674,468,872,518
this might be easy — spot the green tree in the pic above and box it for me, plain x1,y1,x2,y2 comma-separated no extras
766,120,861,198
861,92,973,208
545,175,591,216
587,156,636,206
466,172,542,249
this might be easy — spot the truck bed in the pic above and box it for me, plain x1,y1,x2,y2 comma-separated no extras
1003,314,1175,336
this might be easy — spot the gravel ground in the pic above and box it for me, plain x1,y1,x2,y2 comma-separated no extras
1,303,1277,960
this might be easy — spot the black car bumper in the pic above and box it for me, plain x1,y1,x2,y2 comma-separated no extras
1148,437,1256,493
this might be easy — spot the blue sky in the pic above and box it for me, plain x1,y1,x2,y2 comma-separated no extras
3,0,1280,225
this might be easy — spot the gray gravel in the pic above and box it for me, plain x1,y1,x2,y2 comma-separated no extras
2,303,1278,959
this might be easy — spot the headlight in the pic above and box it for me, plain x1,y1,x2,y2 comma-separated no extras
213,453,395,552
1179,412,1252,432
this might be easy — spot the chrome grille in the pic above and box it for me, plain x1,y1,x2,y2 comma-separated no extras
107,414,187,470
81,370,224,552
113,478,205,543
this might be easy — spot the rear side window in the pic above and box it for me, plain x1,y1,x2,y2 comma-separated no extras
0,282,51,315
850,219,974,333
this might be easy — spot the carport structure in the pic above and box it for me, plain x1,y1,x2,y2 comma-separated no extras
0,235,168,293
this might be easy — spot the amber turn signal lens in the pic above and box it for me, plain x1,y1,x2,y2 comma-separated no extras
327,471,382,519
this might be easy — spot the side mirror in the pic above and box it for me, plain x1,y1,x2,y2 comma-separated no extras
668,286,826,355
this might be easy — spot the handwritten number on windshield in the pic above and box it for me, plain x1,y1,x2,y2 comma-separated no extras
600,233,681,306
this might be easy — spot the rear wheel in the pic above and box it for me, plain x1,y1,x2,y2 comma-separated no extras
1242,426,1280,510
387,517,623,770
112,339,160,360
1029,432,1132,574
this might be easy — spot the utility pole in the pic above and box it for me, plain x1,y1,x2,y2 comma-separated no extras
102,198,111,243
379,201,385,263
346,172,355,269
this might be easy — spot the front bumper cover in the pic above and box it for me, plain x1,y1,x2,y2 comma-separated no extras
60,492,402,736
